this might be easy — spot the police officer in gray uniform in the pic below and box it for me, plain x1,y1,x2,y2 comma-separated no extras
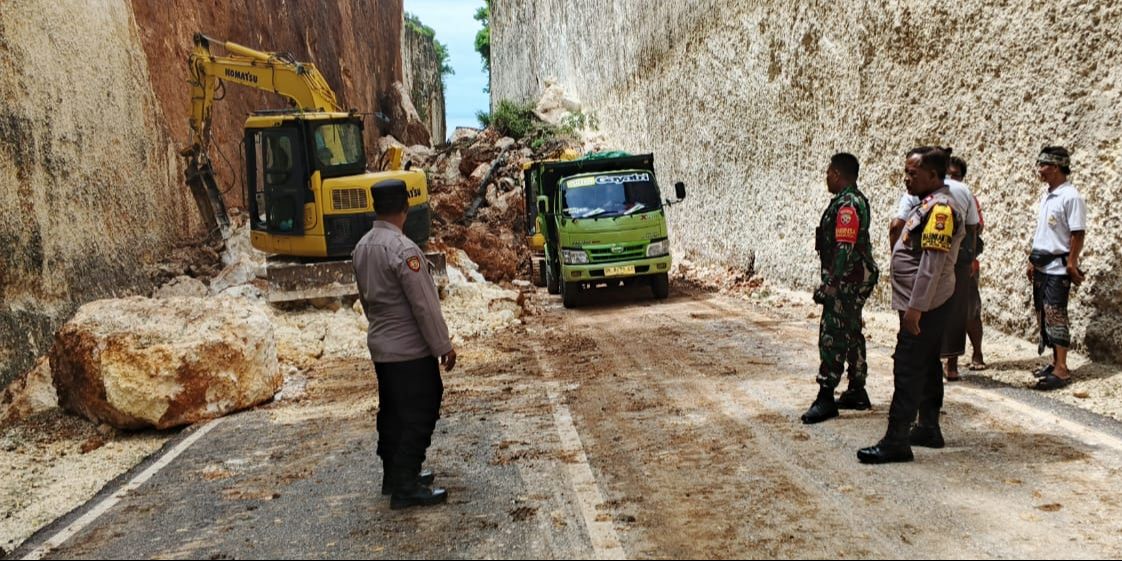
859,147,965,464
354,180,457,509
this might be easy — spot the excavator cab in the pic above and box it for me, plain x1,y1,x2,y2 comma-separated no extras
242,111,431,262
246,113,366,240
248,121,306,235
185,33,443,302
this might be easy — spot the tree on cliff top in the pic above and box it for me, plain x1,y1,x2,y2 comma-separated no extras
474,0,491,92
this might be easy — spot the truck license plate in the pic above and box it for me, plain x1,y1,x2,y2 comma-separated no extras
604,265,635,277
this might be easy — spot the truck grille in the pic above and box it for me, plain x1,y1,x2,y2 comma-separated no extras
586,242,646,263
331,188,368,211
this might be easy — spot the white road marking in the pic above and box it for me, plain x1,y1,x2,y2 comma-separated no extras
544,381,626,560
533,346,625,560
23,419,224,560
956,385,1122,453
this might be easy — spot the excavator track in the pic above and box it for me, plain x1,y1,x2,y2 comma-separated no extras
265,253,447,303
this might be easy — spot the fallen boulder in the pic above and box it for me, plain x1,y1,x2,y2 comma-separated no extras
0,357,57,424
50,297,280,430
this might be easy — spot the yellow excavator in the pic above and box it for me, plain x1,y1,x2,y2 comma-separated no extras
183,33,442,302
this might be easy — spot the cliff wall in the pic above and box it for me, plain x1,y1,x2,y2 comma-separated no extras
402,24,447,143
0,0,187,388
491,0,1122,360
1,0,422,388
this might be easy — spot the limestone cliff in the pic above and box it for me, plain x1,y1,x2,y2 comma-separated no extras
0,0,187,390
130,0,415,207
491,0,1122,361
0,0,441,389
403,24,447,143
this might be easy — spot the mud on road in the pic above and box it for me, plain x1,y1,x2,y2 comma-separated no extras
15,285,1122,559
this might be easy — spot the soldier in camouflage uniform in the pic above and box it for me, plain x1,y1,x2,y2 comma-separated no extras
802,153,880,424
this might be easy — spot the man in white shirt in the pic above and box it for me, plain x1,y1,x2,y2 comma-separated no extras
1028,146,1087,390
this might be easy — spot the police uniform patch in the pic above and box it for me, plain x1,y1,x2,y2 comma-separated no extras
406,256,422,272
921,204,954,252
835,206,859,244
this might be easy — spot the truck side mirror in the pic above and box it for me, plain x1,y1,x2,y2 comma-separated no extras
674,181,686,201
537,196,548,215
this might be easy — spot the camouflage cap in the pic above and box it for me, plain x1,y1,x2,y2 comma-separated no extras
1037,151,1071,168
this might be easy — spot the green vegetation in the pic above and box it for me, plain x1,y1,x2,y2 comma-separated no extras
486,100,536,139
475,110,492,128
474,1,491,91
405,12,454,84
559,111,600,135
477,99,599,151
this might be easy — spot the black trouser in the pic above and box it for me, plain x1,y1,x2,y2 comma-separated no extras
887,301,953,437
374,356,443,481
939,262,972,358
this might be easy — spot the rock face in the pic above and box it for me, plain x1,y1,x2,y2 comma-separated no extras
50,297,280,430
129,0,412,206
402,23,447,143
0,0,190,391
1,0,445,390
381,81,434,147
492,0,1122,361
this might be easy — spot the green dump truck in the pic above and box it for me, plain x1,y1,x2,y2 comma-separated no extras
523,152,686,308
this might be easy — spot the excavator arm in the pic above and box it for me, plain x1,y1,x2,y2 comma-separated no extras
186,33,342,158
182,33,345,241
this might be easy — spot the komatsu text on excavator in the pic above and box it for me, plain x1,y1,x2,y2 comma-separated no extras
183,33,442,302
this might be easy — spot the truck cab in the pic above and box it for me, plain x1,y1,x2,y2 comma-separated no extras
524,153,685,308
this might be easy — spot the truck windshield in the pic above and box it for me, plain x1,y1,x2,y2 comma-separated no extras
562,172,661,219
313,122,364,168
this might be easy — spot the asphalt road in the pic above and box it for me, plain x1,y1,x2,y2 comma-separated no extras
15,287,1122,559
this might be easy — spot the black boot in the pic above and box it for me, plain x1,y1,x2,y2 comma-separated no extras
857,421,914,464
381,465,435,496
909,424,945,449
835,387,872,410
390,467,448,510
801,386,839,424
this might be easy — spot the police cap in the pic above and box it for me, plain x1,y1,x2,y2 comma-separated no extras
372,179,409,215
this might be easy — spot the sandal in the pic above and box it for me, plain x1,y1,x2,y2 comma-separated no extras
1035,372,1071,391
945,369,961,382
968,361,988,371
1033,364,1055,379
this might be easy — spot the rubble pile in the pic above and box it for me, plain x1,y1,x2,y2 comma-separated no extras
180,224,526,374
672,259,766,297
384,85,603,284
0,358,56,425
412,127,538,283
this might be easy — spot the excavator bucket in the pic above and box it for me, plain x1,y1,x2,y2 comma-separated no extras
265,253,447,304
185,160,231,242
423,251,447,278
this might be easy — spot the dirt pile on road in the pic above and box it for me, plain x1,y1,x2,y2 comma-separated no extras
412,128,535,283
189,224,525,373
0,358,56,426
672,259,766,297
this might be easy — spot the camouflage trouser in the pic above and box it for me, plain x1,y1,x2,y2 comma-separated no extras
816,295,866,390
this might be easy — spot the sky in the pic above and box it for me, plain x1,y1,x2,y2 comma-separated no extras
404,0,491,141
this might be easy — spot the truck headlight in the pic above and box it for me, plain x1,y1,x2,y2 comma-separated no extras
646,240,670,257
562,249,589,264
